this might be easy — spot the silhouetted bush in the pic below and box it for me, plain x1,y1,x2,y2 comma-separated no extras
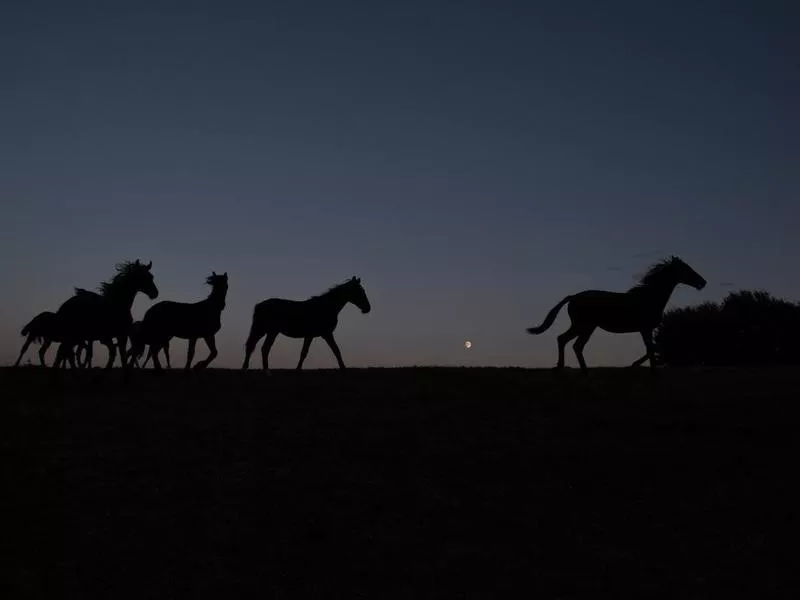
654,291,800,366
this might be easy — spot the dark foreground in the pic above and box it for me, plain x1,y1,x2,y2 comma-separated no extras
1,367,796,598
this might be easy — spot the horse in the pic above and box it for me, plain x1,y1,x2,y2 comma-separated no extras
526,256,706,371
131,272,227,370
127,320,170,368
51,260,158,370
242,276,371,373
14,311,90,368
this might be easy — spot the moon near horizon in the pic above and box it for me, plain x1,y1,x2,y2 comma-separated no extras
464,340,472,350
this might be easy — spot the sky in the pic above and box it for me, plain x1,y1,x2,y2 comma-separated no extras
1,0,798,368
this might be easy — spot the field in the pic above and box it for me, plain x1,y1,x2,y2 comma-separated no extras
1,367,795,598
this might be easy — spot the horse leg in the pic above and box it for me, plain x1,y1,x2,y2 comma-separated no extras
105,340,117,369
66,345,78,369
138,345,149,368
242,329,264,370
296,337,313,370
14,336,34,367
53,343,69,369
40,339,53,367
639,329,657,370
261,332,277,373
128,344,139,368
629,353,649,368
556,325,580,369
185,338,197,370
164,341,172,369
322,332,346,369
150,343,164,370
116,335,129,371
84,342,95,369
194,336,217,370
573,328,596,373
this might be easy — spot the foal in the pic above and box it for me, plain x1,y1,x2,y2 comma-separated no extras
128,320,171,368
15,311,90,368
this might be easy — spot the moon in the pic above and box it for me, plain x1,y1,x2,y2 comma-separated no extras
464,340,472,350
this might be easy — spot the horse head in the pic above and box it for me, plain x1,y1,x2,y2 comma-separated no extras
207,271,229,294
130,259,159,299
668,256,707,290
347,276,371,314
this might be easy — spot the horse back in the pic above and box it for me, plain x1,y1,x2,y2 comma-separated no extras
254,297,337,337
142,299,222,339
22,311,56,337
569,289,659,332
54,292,132,341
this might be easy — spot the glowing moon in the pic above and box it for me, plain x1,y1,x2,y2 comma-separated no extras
464,340,472,350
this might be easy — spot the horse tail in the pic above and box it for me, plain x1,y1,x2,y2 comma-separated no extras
245,304,265,351
526,296,572,335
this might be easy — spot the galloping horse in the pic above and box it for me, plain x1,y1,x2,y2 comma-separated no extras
132,272,228,370
52,260,158,370
242,276,371,373
14,311,90,368
526,256,706,371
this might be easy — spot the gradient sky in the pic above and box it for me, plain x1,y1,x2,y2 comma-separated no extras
1,0,798,368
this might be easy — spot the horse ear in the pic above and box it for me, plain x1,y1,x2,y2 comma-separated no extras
212,271,217,276
135,259,141,266
146,261,152,270
223,272,228,279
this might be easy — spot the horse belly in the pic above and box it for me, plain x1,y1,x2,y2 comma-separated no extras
570,294,640,333
281,323,311,338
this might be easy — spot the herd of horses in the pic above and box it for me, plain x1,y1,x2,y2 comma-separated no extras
12,256,707,373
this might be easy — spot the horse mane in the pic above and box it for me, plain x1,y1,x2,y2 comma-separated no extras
630,256,683,289
311,278,355,301
98,261,144,296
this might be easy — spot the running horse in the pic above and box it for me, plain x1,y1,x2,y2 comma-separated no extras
52,260,158,370
526,256,706,371
242,276,371,373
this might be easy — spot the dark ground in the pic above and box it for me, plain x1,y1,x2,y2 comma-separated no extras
0,367,796,598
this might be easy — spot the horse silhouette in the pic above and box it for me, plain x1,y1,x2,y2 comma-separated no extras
131,272,227,370
526,256,706,371
242,276,371,373
14,311,89,368
127,321,169,368
51,260,158,370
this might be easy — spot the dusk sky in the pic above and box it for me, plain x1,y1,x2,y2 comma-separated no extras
1,0,797,368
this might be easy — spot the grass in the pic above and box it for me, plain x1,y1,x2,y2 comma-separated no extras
0,367,795,598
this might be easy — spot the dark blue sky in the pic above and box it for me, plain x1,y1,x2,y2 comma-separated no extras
2,0,798,367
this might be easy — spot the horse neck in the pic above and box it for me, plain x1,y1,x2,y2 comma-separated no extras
103,281,139,311
638,278,679,312
206,286,227,310
317,286,351,316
